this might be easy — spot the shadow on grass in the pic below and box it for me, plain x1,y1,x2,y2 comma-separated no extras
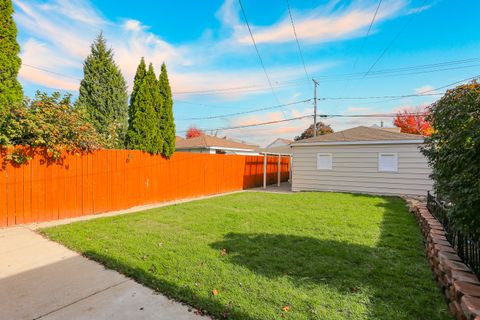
74,196,447,319
208,196,448,319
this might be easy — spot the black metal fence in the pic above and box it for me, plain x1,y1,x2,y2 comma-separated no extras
427,191,480,277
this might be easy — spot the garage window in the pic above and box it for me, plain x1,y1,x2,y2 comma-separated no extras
378,153,398,172
316,153,332,170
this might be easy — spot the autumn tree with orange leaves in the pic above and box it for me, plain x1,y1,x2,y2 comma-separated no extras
393,107,432,136
186,126,204,139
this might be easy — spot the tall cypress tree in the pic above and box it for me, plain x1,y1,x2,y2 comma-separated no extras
126,61,162,153
158,63,175,157
77,33,128,148
148,63,163,153
128,57,147,125
0,0,23,112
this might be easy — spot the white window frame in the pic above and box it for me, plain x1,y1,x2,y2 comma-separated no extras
316,153,333,170
378,153,398,172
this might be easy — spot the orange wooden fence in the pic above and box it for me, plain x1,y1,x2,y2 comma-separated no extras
0,150,290,227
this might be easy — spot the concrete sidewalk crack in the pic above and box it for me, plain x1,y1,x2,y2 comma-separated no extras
33,279,130,319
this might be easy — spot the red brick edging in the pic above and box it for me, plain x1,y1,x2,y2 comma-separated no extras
405,199,480,320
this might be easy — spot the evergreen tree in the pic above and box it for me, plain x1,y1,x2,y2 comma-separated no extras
77,33,128,148
126,61,163,153
148,63,163,153
128,57,146,132
0,0,23,113
158,63,175,157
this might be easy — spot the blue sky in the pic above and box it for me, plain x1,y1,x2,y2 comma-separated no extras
13,0,480,146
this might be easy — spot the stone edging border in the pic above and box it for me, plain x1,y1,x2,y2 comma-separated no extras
405,198,480,320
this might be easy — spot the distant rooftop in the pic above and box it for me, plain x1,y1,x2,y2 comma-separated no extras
265,138,293,148
292,126,424,144
176,135,258,150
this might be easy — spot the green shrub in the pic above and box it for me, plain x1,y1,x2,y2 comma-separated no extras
0,91,104,164
421,80,480,234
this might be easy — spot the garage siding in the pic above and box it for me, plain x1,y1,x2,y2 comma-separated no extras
291,143,432,196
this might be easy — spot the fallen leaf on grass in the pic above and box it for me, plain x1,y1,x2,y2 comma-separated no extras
220,248,227,256
212,289,219,296
282,305,290,312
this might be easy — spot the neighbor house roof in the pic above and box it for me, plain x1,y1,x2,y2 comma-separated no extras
175,136,184,143
265,138,293,148
370,124,401,133
291,126,424,146
176,135,258,151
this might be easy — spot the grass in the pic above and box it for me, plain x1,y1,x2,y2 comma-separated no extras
41,192,450,320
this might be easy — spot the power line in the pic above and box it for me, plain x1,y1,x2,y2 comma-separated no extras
318,92,442,101
175,92,439,122
176,99,311,121
352,0,383,71
22,63,81,81
175,93,437,122
176,75,480,132
173,99,227,109
420,74,480,93
320,112,427,118
319,75,480,105
177,114,313,133
337,0,383,109
177,111,432,135
172,60,480,95
238,0,281,105
286,0,310,80
364,0,427,77
22,57,480,96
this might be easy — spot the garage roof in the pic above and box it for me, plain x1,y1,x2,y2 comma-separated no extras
291,126,424,145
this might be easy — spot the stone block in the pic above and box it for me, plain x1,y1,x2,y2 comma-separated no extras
450,282,480,302
461,296,480,320
440,260,472,275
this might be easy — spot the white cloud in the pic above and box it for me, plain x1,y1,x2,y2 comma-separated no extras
216,0,241,29
225,100,434,146
123,19,143,32
406,3,433,15
39,0,105,26
345,107,371,113
15,0,191,93
19,39,80,91
234,0,407,45
14,0,338,96
14,0,429,111
414,85,435,94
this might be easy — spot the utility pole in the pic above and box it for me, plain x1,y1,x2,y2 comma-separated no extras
313,79,319,137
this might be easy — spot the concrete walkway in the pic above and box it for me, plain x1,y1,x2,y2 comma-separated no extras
0,227,205,320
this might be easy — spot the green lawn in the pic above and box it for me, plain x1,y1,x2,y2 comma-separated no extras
41,192,450,320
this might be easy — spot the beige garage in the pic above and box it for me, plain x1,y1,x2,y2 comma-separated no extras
290,126,432,196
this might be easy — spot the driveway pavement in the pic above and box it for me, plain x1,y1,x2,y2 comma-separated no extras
0,227,205,320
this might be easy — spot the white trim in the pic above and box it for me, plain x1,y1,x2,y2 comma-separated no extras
316,153,333,170
378,152,398,172
291,139,424,147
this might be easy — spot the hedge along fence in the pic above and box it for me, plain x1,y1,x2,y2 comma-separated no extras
0,149,290,227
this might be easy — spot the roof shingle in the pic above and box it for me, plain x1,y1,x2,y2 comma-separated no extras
176,135,258,150
293,126,424,144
